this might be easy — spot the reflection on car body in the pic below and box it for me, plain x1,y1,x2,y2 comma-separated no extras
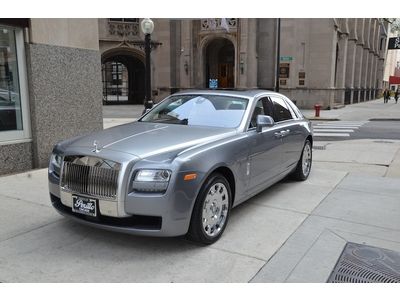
49,89,313,244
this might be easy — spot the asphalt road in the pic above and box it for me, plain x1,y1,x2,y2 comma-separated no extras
313,120,400,141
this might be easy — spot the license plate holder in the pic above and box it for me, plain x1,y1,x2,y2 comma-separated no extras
72,195,97,217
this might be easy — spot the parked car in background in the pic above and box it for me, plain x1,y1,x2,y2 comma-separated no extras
49,89,313,244
0,89,19,131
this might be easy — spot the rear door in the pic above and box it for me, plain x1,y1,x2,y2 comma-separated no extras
269,95,304,171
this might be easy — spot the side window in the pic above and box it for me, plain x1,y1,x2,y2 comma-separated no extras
271,96,293,122
249,97,272,129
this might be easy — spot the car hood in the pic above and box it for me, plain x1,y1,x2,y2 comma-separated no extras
68,121,236,158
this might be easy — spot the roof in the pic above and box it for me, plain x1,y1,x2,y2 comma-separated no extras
172,88,279,98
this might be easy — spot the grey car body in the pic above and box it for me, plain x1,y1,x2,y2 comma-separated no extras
49,89,313,242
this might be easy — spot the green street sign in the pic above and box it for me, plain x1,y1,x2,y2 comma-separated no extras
280,56,293,61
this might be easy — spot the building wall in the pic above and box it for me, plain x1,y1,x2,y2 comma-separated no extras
0,18,103,175
29,18,99,50
96,18,388,110
26,43,103,167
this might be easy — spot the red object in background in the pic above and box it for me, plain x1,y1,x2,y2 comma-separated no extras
314,104,321,117
389,76,400,85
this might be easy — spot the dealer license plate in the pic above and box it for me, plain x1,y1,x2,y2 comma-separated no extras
72,195,97,217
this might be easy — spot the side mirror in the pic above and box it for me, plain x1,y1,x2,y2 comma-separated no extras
256,115,274,132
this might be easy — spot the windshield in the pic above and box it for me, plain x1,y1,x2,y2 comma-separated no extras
140,94,249,128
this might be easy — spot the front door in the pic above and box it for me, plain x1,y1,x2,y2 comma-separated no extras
218,63,233,88
247,98,285,195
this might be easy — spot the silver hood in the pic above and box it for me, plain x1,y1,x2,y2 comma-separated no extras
68,121,236,158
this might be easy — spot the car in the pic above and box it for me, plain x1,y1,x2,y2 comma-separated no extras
49,89,313,244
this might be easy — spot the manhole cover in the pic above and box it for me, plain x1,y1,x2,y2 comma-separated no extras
313,145,326,150
327,242,400,283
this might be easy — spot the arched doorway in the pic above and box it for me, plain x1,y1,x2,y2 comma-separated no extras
205,38,235,89
102,49,145,104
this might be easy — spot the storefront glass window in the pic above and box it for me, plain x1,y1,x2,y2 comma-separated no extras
0,26,22,132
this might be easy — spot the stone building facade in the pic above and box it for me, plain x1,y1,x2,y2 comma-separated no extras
99,18,390,109
0,19,103,175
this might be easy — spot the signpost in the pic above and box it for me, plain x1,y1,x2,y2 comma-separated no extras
209,79,218,89
280,56,293,61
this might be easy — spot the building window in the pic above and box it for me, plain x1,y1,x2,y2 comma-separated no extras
109,18,139,23
0,25,30,143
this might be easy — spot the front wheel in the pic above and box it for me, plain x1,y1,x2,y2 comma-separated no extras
292,139,312,181
187,173,231,245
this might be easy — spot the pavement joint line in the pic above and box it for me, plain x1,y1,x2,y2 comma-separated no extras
244,201,310,217
310,213,400,232
0,193,52,210
309,171,349,217
248,204,316,283
0,219,65,245
384,147,400,177
208,244,268,263
313,160,390,167
281,228,329,282
329,228,400,245
335,185,400,198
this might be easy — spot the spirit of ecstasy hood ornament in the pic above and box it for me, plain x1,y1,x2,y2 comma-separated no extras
92,140,100,153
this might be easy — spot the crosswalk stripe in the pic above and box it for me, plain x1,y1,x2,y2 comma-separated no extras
313,133,350,137
314,129,354,132
314,125,359,128
312,120,368,138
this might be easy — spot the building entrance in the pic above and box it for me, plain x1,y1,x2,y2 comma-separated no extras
102,51,145,104
205,38,235,89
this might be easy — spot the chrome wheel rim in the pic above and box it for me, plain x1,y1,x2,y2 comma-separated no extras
302,142,312,177
202,182,229,237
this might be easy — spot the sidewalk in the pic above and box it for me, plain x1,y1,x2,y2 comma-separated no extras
302,98,400,121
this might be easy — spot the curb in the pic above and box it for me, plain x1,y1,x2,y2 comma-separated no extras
307,117,340,121
369,118,400,121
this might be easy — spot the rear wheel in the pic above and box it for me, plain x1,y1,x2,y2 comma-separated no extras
187,173,231,245
292,139,312,181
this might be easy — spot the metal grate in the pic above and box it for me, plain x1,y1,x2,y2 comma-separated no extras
313,145,326,150
61,161,119,199
327,242,400,283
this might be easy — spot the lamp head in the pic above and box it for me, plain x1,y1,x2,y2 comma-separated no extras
141,18,154,35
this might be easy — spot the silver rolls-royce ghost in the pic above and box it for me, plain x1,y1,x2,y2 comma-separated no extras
49,90,313,244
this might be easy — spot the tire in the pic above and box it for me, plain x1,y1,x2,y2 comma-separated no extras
187,173,232,245
292,139,312,181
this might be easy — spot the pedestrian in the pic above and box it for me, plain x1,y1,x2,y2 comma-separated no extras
383,89,389,103
395,88,399,104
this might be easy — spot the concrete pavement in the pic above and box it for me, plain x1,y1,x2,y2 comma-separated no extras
0,100,399,282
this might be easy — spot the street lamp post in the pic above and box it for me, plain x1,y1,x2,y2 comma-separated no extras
275,18,281,93
141,18,155,109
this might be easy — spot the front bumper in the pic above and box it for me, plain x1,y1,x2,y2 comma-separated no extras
49,159,204,237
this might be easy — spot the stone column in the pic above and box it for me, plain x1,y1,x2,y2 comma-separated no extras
353,19,365,103
335,33,348,105
246,19,258,88
180,19,191,89
345,38,357,104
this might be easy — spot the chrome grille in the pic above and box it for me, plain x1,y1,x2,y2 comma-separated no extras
61,160,119,199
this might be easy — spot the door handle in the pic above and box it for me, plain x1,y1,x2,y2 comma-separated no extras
274,132,283,138
280,129,290,137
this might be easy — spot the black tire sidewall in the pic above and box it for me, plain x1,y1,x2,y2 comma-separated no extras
300,140,312,180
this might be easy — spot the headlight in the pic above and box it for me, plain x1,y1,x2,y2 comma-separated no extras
49,153,63,176
132,169,171,193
